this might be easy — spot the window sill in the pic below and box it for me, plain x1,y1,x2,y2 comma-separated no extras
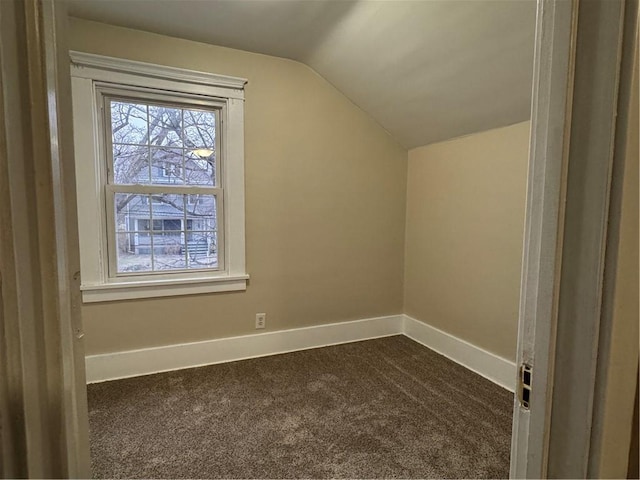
80,274,249,303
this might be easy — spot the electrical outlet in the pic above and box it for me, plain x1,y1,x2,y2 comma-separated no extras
255,313,266,329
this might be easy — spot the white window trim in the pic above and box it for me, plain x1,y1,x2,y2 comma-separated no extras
70,52,248,302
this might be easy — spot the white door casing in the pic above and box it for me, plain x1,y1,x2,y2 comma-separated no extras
510,1,577,476
511,0,637,477
0,0,90,477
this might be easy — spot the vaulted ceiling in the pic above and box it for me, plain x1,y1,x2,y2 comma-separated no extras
67,0,536,149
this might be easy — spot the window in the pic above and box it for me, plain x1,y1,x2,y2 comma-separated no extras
71,52,248,302
106,96,220,274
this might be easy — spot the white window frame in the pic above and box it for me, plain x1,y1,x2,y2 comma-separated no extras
70,52,248,302
101,88,225,277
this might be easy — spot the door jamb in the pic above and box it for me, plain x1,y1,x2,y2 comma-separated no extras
0,0,90,476
511,0,638,477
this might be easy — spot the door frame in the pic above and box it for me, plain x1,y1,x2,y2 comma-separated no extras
510,0,638,477
0,0,90,477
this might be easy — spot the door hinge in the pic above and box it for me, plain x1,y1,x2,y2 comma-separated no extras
519,363,533,410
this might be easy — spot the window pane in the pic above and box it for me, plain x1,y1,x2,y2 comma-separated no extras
186,194,217,231
114,194,150,232
184,155,215,186
114,194,153,273
184,109,215,148
110,101,218,185
152,232,186,271
111,101,148,145
187,231,218,269
185,194,218,269
150,194,186,270
151,147,184,185
112,193,218,273
113,144,149,184
184,109,216,186
149,105,182,147
151,193,184,223
117,249,153,273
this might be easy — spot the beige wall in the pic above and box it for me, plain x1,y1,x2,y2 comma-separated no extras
69,19,407,355
404,122,530,361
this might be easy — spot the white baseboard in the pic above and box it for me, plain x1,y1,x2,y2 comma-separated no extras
85,314,404,383
402,314,516,392
85,313,516,392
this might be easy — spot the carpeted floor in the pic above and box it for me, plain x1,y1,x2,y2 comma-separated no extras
88,335,513,479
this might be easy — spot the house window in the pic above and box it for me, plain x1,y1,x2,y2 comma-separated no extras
106,96,221,274
70,52,248,302
161,163,181,179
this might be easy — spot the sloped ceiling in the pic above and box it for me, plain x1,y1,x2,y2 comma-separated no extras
67,0,536,149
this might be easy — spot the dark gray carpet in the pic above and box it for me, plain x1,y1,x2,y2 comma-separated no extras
88,335,513,479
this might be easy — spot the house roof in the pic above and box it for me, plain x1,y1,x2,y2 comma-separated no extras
67,0,536,149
